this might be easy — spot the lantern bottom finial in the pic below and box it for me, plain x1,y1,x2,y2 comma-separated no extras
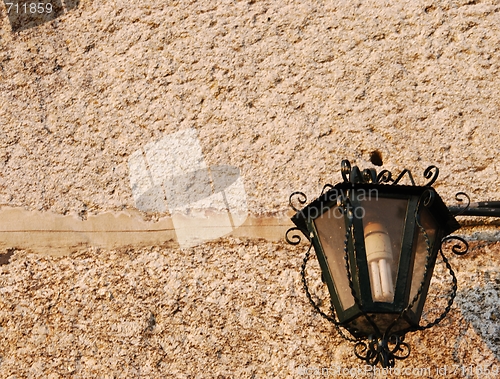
354,334,411,368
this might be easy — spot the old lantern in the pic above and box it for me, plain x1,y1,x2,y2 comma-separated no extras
286,160,470,367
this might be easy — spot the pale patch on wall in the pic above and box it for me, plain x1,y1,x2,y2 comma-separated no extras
128,128,248,248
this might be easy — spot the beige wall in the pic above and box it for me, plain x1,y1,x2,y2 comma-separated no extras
0,0,499,377
1,0,500,215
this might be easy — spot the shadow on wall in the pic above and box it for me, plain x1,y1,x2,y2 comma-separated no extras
128,128,248,249
3,0,79,32
455,271,500,360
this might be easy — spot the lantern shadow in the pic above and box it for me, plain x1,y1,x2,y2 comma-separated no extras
3,0,80,33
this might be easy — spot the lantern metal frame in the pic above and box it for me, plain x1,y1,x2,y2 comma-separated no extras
286,160,473,367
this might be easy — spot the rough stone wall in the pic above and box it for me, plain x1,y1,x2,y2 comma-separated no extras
0,241,499,378
0,0,500,377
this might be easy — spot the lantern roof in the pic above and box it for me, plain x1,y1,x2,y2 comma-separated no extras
290,182,461,240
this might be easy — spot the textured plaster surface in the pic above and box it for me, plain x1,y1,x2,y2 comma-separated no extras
0,0,499,216
1,0,500,377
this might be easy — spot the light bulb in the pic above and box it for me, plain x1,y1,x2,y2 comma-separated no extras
364,222,394,302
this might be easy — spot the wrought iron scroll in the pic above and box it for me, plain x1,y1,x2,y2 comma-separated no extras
341,160,440,187
285,227,302,245
450,192,471,217
376,170,393,184
354,335,410,368
286,191,309,245
440,235,469,256
289,191,307,212
423,165,439,187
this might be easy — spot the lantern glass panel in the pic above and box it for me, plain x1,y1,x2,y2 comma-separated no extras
409,208,437,313
359,197,409,303
314,205,355,310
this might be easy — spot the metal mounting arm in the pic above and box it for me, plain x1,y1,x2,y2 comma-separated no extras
448,201,500,217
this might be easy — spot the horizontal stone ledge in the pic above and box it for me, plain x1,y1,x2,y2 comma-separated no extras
0,207,295,256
